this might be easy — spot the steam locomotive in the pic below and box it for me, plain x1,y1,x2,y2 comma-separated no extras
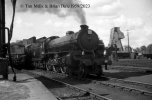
12,25,110,77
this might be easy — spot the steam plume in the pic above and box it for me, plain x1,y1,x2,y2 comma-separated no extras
13,0,86,24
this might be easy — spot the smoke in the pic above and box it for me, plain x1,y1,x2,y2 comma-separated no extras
10,0,86,24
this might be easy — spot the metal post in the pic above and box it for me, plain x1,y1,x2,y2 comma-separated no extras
0,27,17,81
0,0,5,45
0,0,17,81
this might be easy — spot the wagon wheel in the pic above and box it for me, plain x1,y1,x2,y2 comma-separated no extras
65,66,73,77
96,65,103,77
60,64,67,74
46,64,51,71
55,66,61,73
78,63,87,78
52,65,57,72
47,60,53,71
49,65,53,71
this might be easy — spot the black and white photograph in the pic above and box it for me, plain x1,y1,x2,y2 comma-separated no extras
0,0,152,100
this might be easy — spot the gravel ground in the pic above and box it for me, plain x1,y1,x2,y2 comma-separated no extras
126,74,152,84
74,82,152,100
103,66,152,79
112,59,152,68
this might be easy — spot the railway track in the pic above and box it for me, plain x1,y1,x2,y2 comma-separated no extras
24,69,152,100
88,75,152,97
25,70,111,100
108,65,152,72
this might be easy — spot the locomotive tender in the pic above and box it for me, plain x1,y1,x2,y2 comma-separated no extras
44,25,105,77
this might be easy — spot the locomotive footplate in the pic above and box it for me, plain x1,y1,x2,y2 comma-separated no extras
0,58,9,79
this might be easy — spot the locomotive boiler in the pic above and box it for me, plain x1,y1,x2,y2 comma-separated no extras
45,25,105,77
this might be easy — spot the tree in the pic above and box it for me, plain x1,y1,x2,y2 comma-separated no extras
123,45,132,52
140,45,146,54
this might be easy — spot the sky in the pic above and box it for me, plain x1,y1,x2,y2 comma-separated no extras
5,0,152,48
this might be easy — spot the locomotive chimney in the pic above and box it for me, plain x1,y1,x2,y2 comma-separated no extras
80,25,88,30
114,27,119,32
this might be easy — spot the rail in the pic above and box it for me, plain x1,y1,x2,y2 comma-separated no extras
27,70,112,100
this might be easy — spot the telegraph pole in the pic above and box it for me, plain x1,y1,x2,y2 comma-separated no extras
0,0,5,46
127,30,130,53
